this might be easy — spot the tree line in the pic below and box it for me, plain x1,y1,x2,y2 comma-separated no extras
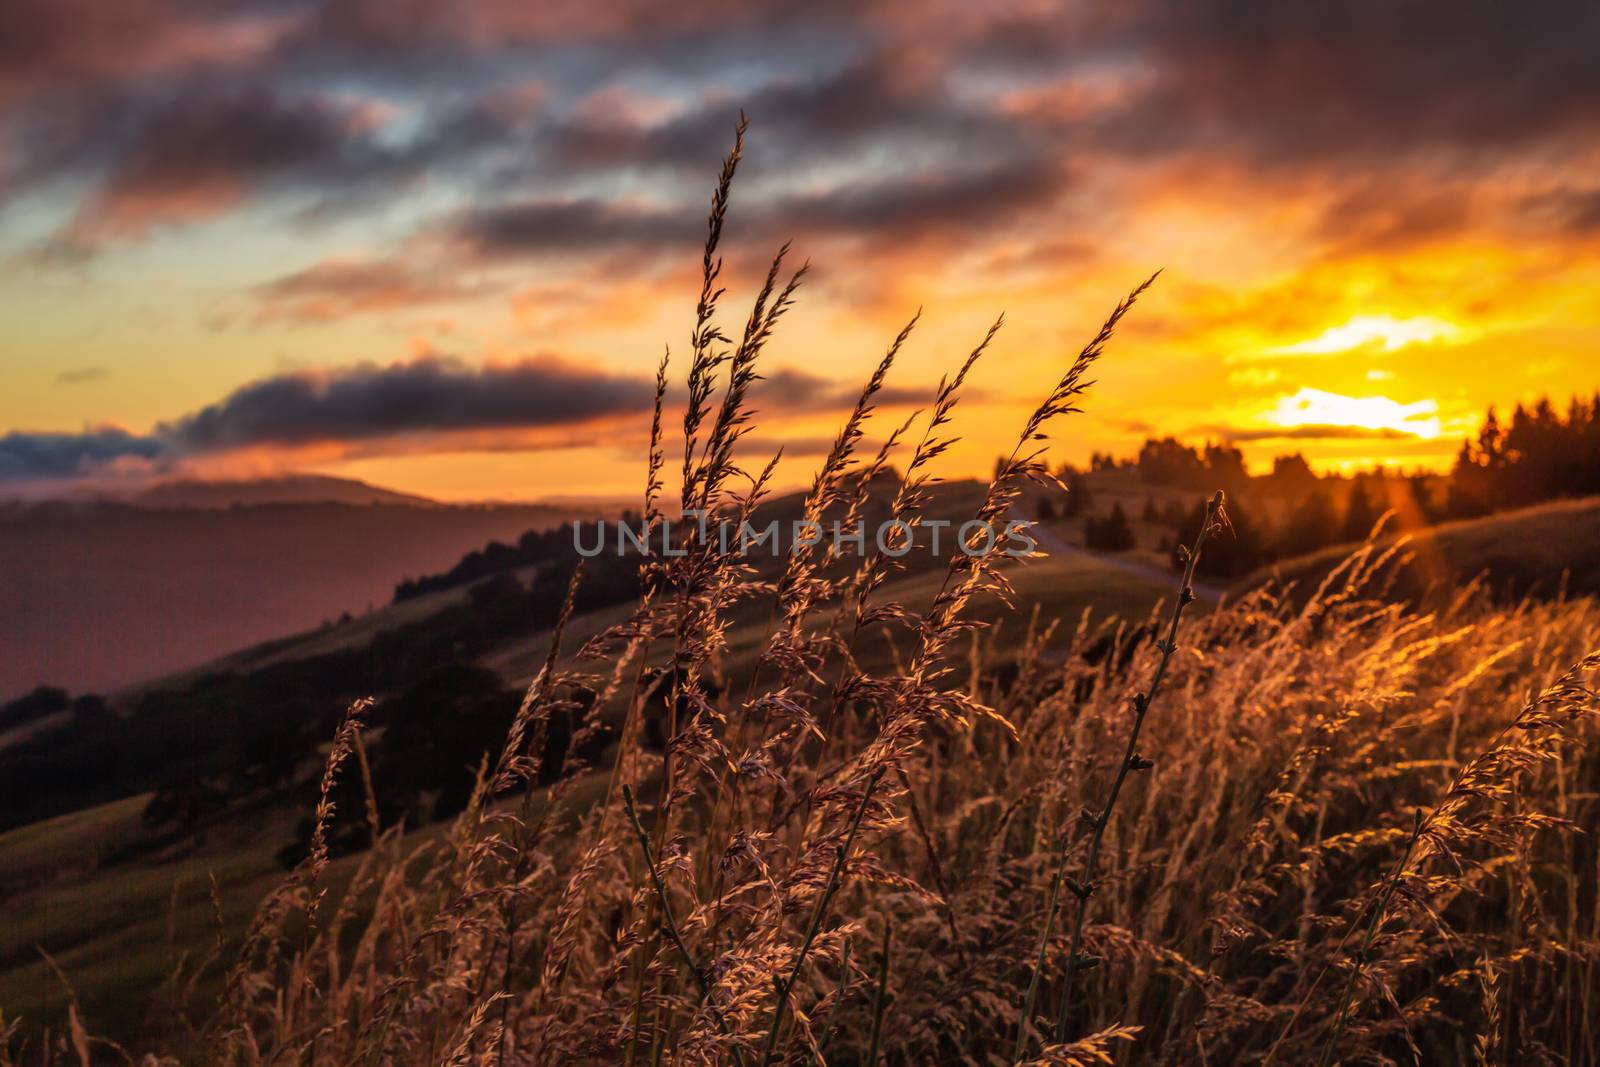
1032,391,1600,580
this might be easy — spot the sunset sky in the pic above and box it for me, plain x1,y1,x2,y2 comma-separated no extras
3,1,1597,501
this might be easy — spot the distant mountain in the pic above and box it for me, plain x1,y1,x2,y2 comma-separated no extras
0,496,600,700
129,473,438,509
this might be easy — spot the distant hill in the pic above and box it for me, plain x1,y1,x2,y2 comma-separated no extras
0,497,598,700
1237,496,1600,602
128,473,437,509
0,477,1183,831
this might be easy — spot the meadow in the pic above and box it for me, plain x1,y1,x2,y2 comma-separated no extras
3,127,1598,1066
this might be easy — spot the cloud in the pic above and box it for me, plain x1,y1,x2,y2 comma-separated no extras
0,0,293,106
1195,423,1418,443
536,59,1022,176
252,258,491,322
0,427,164,481
1519,185,1600,235
449,197,703,260
1071,0,1600,170
754,368,931,412
160,355,656,451
55,366,109,386
65,87,386,242
157,356,931,455
5,0,1597,267
3,352,950,485
445,155,1063,266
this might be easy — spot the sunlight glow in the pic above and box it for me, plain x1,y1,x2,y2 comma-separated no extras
1264,387,1443,439
1275,315,1462,355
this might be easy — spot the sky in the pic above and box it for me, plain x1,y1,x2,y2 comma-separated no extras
2,0,1597,501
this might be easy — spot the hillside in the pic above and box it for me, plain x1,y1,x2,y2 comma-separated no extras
0,477,1191,1042
126,473,438,509
11,481,1600,1054
1238,495,1600,601
3,485,1595,1061
0,498,597,699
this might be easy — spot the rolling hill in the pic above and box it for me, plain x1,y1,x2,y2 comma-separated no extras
7,482,1600,1050
125,473,439,509
0,476,1188,1042
0,484,611,700
1237,495,1600,602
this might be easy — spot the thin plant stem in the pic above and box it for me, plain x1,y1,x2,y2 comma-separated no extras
1048,490,1226,1047
622,784,709,996
1314,810,1425,1067
866,921,893,1067
812,937,850,1064
761,769,883,1065
1012,833,1069,1060
622,786,754,1067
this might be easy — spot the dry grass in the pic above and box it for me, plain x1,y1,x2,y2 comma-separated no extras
5,126,1599,1067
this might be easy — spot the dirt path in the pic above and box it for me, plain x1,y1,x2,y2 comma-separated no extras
1023,511,1229,604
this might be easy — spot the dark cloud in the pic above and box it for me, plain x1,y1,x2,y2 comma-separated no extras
161,355,656,451
4,354,947,484
1519,186,1600,236
66,86,397,240
1079,0,1600,170
538,60,1014,176
451,197,703,259
1196,423,1417,443
0,427,164,481
290,0,869,62
0,0,282,105
157,358,930,455
3,0,1595,279
448,155,1062,263
753,368,928,413
1310,183,1477,257
774,159,1063,240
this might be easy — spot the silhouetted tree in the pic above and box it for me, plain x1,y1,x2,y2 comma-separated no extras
1277,490,1337,557
1203,443,1250,494
1172,496,1269,579
1085,502,1136,551
1062,471,1091,519
1341,478,1379,542
1439,397,1600,518
1407,475,1439,525
371,663,520,822
1137,437,1207,486
1269,453,1318,495
0,686,70,731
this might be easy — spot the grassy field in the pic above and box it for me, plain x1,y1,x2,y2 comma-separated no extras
0,535,1177,1051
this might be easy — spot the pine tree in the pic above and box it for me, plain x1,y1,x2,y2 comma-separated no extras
1278,489,1336,556
1340,478,1378,542
1085,502,1135,552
